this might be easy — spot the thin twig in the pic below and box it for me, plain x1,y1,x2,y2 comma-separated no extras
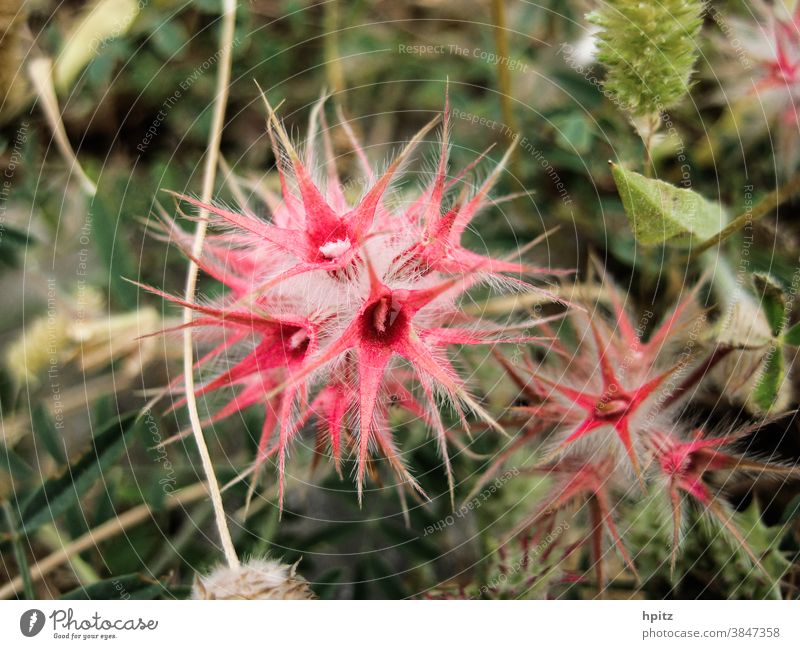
0,483,208,600
690,171,800,258
181,0,239,569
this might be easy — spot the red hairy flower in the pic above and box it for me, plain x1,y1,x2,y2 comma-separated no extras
141,95,562,508
487,280,799,590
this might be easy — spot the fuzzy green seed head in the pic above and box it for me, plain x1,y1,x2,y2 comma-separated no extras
588,0,704,116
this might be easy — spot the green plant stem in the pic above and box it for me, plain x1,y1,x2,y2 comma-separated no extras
490,0,520,179
2,501,35,599
691,171,800,258
324,0,346,96
641,112,659,178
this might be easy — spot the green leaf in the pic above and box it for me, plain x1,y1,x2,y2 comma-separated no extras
31,404,67,464
611,163,726,247
19,412,138,534
0,443,33,480
726,501,789,599
59,573,171,600
783,320,800,346
53,0,143,90
149,20,189,60
0,223,31,268
2,501,35,599
752,347,785,412
781,494,800,524
753,273,786,338
554,114,592,154
89,192,138,310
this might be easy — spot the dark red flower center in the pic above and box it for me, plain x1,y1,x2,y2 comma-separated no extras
284,326,312,362
361,294,408,344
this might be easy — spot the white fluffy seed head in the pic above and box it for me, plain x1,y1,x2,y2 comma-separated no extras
192,558,315,600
